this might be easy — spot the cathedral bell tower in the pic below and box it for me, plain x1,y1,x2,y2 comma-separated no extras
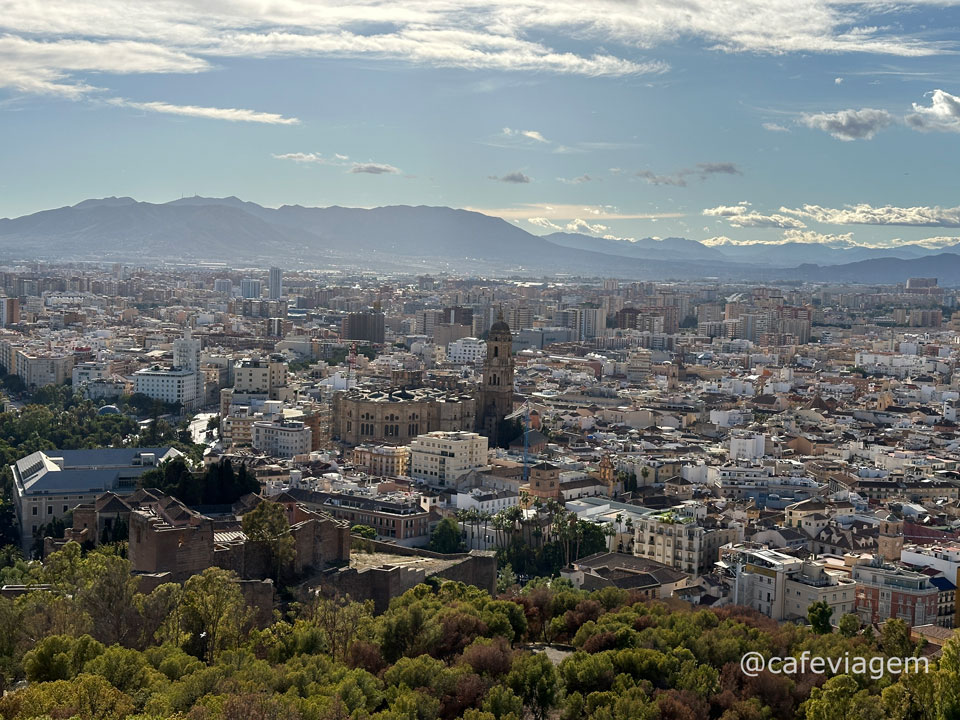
476,311,514,444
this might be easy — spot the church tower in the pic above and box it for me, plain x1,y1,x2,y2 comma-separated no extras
477,312,514,443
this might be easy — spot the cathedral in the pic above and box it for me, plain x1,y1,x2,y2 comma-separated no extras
476,312,515,443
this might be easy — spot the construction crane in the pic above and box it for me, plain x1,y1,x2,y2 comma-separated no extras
505,401,531,484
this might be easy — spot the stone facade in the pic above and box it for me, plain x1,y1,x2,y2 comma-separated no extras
333,386,476,446
475,315,514,441
70,489,351,583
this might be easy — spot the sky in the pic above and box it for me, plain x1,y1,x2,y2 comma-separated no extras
2,0,960,250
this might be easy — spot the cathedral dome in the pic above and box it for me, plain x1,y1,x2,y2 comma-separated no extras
489,318,511,338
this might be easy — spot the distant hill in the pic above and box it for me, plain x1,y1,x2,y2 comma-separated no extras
786,253,960,285
1,195,959,283
0,197,731,277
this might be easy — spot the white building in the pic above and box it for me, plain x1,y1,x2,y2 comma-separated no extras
455,487,519,514
719,544,856,622
446,337,486,365
409,431,488,487
240,278,262,299
72,361,111,387
730,431,765,461
251,419,312,458
133,331,205,411
268,266,283,300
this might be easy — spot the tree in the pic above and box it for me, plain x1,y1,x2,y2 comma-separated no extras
803,674,884,720
23,634,105,682
351,524,377,540
430,517,465,554
506,652,559,720
497,564,517,594
308,594,374,663
838,612,861,637
75,547,141,646
179,567,249,662
881,618,913,657
242,501,296,583
807,600,833,634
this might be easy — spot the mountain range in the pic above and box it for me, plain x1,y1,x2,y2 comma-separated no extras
2,196,959,284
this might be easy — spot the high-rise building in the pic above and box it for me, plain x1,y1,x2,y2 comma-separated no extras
213,279,232,294
268,266,283,300
240,278,262,299
342,310,385,344
0,297,19,327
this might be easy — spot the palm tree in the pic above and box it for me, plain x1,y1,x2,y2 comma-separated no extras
604,522,616,551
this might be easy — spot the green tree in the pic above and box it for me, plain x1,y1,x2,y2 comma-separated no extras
242,501,296,583
838,612,861,637
808,600,834,634
179,567,249,662
880,618,913,657
429,517,465,554
803,674,884,720
75,546,141,646
351,524,377,540
23,634,105,682
506,652,559,720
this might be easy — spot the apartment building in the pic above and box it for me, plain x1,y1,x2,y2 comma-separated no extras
409,431,488,487
352,444,410,477
720,544,856,622
251,419,312,458
853,559,938,627
633,512,739,576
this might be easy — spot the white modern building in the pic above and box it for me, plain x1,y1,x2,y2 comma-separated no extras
251,419,312,458
719,543,856,622
268,266,283,300
133,331,204,411
446,337,486,365
409,431,488,487
240,278,262,299
730,431,766,461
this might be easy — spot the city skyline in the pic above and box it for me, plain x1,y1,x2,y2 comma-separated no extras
2,1,960,251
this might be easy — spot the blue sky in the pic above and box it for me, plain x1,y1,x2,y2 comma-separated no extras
2,0,960,249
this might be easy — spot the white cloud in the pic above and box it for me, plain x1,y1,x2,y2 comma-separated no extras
906,89,960,133
762,122,790,132
781,229,854,246
800,89,960,141
502,127,549,143
528,217,610,234
477,203,681,220
566,218,609,234
0,0,951,109
557,174,594,184
800,108,895,140
273,152,349,164
108,98,299,124
783,203,960,227
834,77,844,85
910,235,960,249
702,201,806,228
350,162,401,174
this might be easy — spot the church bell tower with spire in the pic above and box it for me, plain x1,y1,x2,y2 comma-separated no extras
476,310,514,443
